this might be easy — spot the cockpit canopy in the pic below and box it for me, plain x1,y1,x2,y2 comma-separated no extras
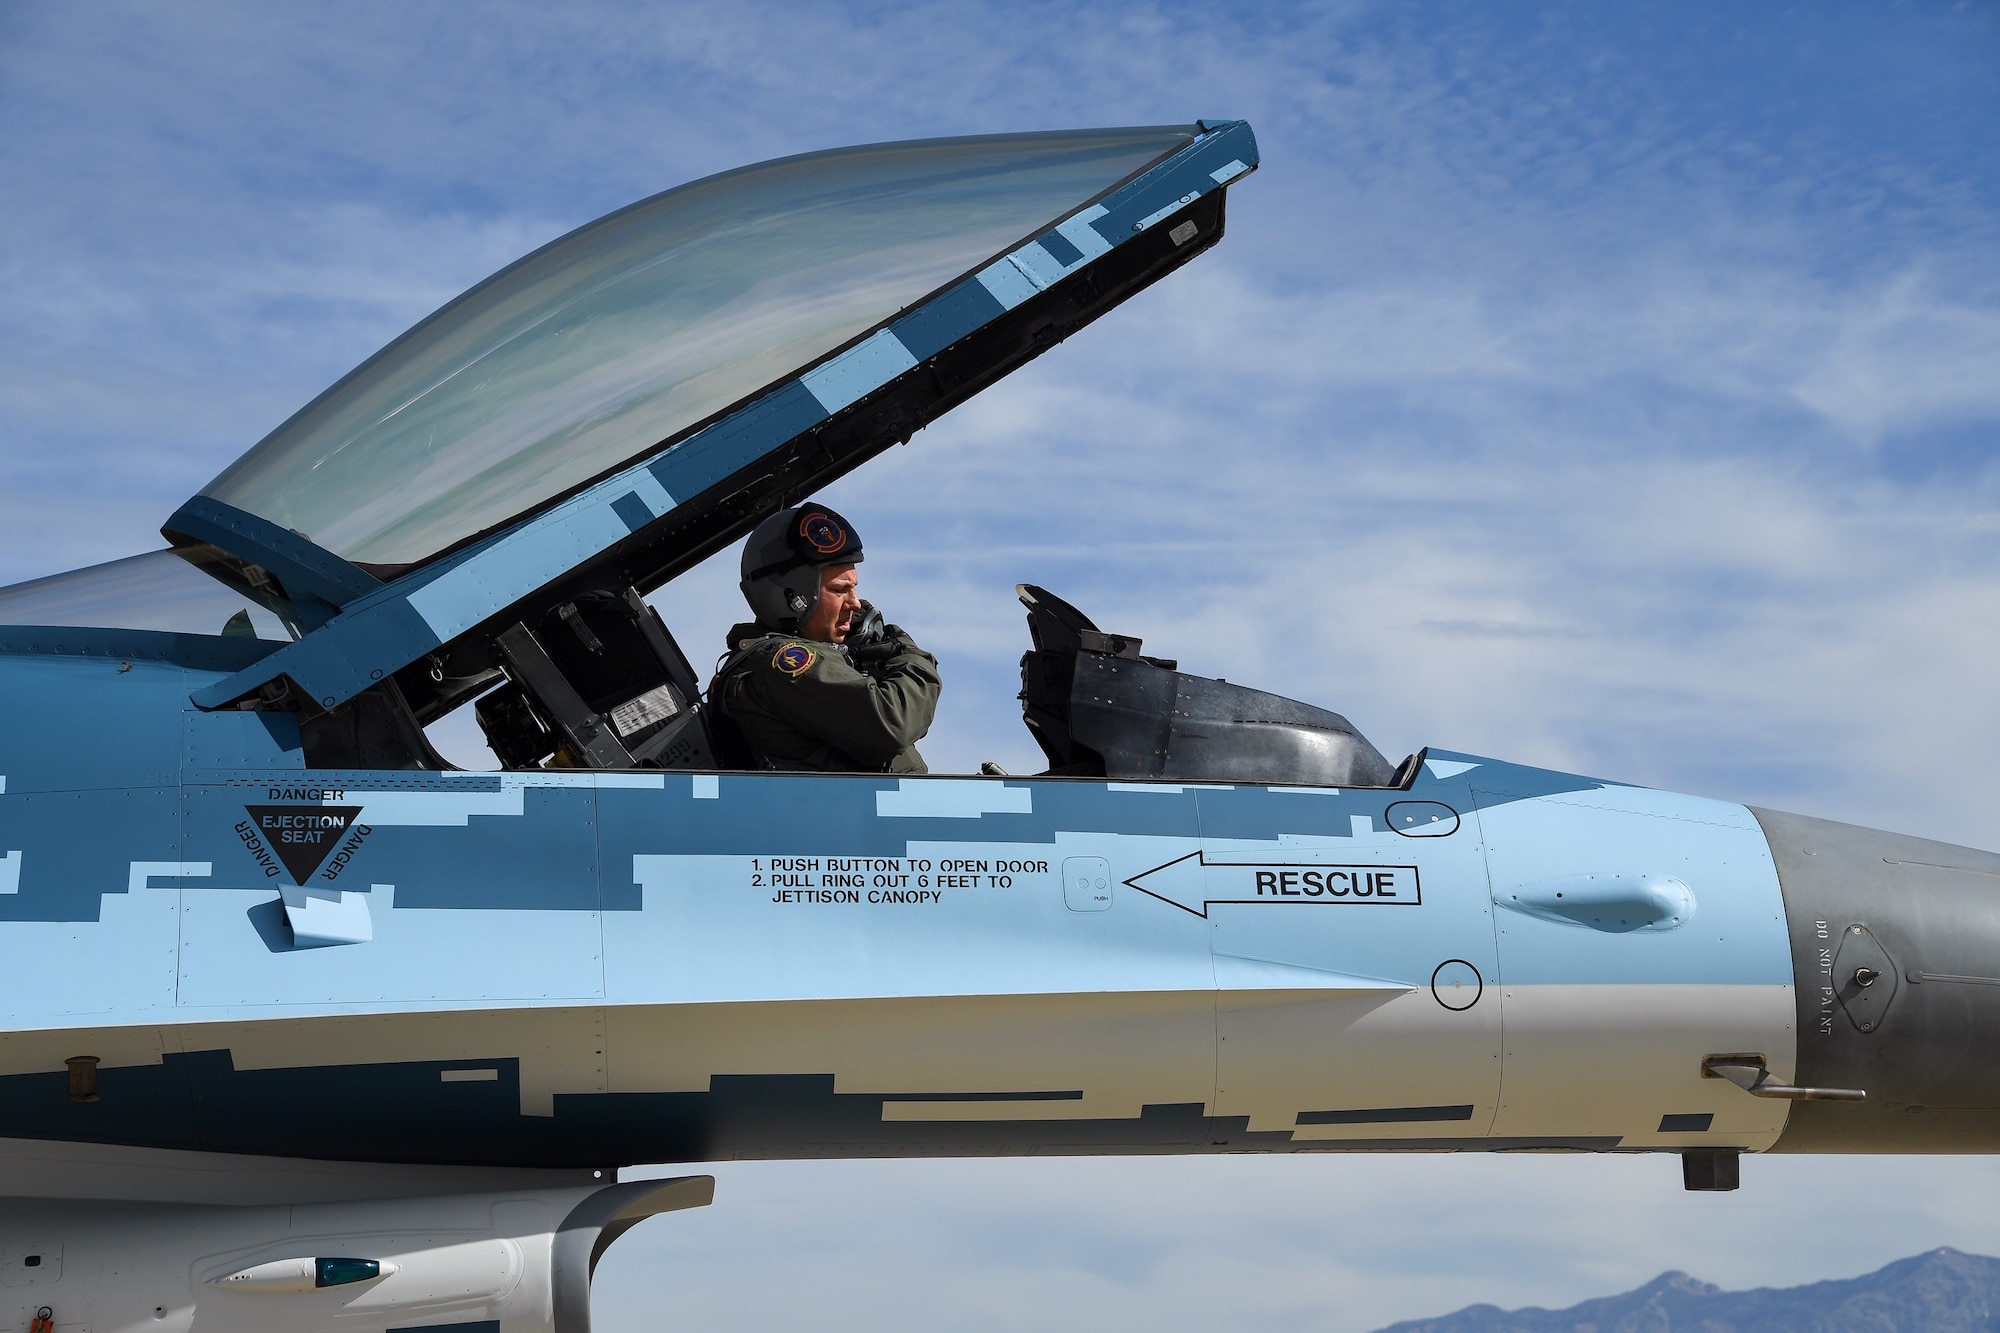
149,121,1255,729
0,123,1376,782
194,128,1195,574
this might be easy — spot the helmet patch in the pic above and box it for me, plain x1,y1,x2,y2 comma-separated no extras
798,510,850,556
773,642,817,676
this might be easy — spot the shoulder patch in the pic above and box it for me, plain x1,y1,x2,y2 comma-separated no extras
772,642,817,676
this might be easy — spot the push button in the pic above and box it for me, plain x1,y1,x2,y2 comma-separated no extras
1063,857,1112,912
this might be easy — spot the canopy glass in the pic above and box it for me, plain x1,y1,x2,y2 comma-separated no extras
0,551,294,641
195,127,1192,570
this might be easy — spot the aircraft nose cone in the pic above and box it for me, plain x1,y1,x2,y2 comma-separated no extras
1754,807,2000,1151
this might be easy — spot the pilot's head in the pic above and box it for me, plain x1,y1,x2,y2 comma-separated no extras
739,502,865,640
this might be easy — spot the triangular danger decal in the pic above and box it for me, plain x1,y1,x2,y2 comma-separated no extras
242,805,363,885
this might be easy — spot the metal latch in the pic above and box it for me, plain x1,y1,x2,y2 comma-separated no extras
1832,923,1898,1033
1701,1053,1865,1101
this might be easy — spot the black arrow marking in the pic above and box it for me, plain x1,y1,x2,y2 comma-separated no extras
1123,852,1422,918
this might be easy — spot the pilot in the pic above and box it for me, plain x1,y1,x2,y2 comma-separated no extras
711,503,940,773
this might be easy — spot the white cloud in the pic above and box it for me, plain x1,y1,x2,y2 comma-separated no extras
1788,268,2000,442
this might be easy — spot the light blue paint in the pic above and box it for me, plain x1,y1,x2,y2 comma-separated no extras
611,471,674,527
1497,872,1695,933
0,875,183,1022
628,468,675,517
875,779,1033,819
800,329,920,415
1196,776,1498,992
975,258,1041,310
1425,759,1479,779
1209,159,1250,184
342,784,528,826
1120,850,1203,911
1051,205,1113,263
692,774,719,800
1006,242,1069,289
0,850,18,895
186,595,441,713
404,480,642,639
1387,801,1461,837
1133,191,1202,231
595,774,667,791
1475,786,1790,985
1061,855,1112,911
285,888,374,947
334,771,617,826
1211,952,1410,992
623,830,1213,1005
175,881,606,1011
129,861,210,893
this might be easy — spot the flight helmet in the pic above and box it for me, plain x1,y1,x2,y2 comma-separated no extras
739,502,865,632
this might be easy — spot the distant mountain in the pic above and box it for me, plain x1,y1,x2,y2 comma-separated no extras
1372,1247,2000,1332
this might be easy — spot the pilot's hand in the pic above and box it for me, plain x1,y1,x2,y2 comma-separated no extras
847,600,887,650
849,618,917,669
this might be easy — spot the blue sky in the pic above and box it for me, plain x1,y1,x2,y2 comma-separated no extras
4,2,1999,1328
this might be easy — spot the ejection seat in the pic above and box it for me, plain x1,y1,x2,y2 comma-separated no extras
1015,585,1418,788
473,587,717,772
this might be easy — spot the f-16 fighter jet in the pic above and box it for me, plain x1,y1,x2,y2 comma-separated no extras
0,121,1991,1331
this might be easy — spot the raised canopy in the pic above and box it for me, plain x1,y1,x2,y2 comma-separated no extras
160,121,1257,716
194,128,1194,572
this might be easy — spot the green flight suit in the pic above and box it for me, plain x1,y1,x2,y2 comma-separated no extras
713,621,940,773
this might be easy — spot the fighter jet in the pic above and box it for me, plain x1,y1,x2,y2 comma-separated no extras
0,120,1993,1332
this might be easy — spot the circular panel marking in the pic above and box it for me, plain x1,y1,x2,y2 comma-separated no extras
1431,958,1483,1011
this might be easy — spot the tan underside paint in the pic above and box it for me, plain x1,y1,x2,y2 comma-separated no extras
0,983,1794,1152
1491,983,1795,1149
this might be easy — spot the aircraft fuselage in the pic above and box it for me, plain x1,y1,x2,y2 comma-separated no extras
2,649,1991,1170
